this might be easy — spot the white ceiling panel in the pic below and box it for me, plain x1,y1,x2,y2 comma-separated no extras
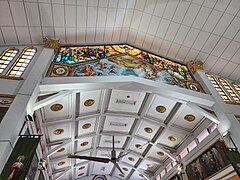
50,143,71,158
99,135,127,148
46,123,71,143
103,116,135,133
1,27,18,44
128,138,148,155
78,118,97,136
92,162,114,175
79,90,102,115
108,89,146,114
52,157,71,171
43,94,72,121
121,152,140,167
147,145,167,162
138,159,159,172
136,120,159,140
173,106,205,131
77,137,94,152
131,170,146,179
146,95,176,121
157,129,186,148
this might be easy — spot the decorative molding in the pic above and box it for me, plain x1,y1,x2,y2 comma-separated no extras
188,60,204,74
43,37,60,51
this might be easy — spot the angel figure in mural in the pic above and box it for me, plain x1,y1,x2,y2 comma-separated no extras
7,155,26,180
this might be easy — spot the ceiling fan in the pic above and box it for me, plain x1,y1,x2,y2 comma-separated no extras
68,136,130,175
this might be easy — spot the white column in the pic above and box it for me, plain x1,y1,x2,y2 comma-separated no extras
195,70,240,149
0,48,54,172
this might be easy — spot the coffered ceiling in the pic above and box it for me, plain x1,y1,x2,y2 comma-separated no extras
0,0,240,82
34,85,214,179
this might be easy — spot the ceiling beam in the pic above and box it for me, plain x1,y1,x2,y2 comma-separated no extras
53,167,71,180
39,77,215,107
33,90,71,111
88,89,111,176
155,144,176,161
186,102,220,124
45,139,72,158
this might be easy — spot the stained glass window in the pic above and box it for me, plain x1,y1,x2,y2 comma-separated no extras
0,48,19,74
206,73,232,103
7,47,37,77
232,82,240,96
218,77,240,103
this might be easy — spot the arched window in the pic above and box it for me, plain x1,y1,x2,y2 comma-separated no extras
0,48,19,74
232,82,240,95
206,73,232,103
218,77,240,103
6,47,37,77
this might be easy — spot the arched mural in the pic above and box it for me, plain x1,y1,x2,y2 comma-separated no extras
47,44,203,91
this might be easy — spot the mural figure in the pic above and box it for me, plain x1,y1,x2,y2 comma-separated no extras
7,155,26,180
186,141,230,180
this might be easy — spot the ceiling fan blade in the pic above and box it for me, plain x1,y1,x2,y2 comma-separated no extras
117,150,132,160
68,155,110,163
114,162,124,175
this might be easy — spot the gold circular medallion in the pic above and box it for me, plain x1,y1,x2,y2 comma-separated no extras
135,144,142,149
80,141,89,146
122,167,128,171
78,173,84,176
168,136,177,142
82,123,91,129
50,103,63,112
119,174,125,177
144,127,153,133
84,99,95,107
57,161,65,166
156,151,164,156
184,114,196,122
156,105,166,113
146,163,153,168
57,147,65,152
78,166,85,170
139,174,144,177
53,66,68,76
128,157,135,162
53,129,64,135
189,83,200,92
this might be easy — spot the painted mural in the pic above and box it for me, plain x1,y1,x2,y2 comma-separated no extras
48,44,199,89
186,141,230,180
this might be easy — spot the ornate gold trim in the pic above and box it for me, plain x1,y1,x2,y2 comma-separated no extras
57,161,65,166
188,60,204,74
128,157,135,162
184,114,196,122
168,136,177,142
53,129,64,135
135,144,142,149
122,167,128,171
82,123,91,129
156,105,167,113
50,103,63,112
78,166,85,170
43,37,60,51
78,173,84,176
156,151,164,156
84,99,95,107
80,141,88,146
144,127,153,133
